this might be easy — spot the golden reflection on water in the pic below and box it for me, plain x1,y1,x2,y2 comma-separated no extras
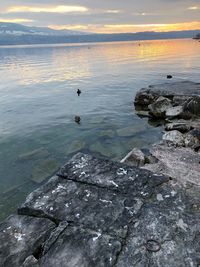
0,39,198,85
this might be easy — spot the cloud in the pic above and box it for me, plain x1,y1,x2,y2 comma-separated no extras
0,18,34,23
188,6,200,10
6,5,89,14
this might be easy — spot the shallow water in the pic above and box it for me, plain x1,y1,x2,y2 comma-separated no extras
0,39,200,220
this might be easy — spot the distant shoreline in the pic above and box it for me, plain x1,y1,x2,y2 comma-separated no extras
0,29,199,47
0,36,197,48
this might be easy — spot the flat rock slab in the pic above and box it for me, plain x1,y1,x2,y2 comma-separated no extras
0,215,55,266
39,225,121,267
57,153,168,196
143,144,200,186
19,175,141,238
117,184,200,267
135,81,200,102
1,152,200,266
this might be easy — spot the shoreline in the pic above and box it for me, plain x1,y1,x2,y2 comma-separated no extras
0,81,200,266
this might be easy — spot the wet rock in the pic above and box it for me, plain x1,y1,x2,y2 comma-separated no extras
67,140,86,154
162,130,185,147
184,96,200,116
134,88,156,106
165,105,184,118
0,215,55,267
40,225,121,267
31,159,59,184
148,96,172,118
120,148,145,167
165,122,191,133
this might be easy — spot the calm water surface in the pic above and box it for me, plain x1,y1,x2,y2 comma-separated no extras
0,39,200,220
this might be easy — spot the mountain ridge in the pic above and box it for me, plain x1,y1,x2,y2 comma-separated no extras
0,22,199,45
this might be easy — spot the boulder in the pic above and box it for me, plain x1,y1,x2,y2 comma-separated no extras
165,106,184,118
148,96,172,118
162,130,185,147
184,96,200,116
165,122,191,133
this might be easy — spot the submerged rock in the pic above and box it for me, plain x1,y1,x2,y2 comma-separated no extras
67,140,86,154
18,148,49,161
116,125,145,137
90,141,113,157
31,159,59,184
120,148,145,167
99,129,115,138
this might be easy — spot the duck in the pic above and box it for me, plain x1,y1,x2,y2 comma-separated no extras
77,89,81,96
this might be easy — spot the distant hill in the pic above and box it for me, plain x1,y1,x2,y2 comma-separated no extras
0,22,199,46
0,22,88,36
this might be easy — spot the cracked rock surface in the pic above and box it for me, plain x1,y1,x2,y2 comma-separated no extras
0,152,200,266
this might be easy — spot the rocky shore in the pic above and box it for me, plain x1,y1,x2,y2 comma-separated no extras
0,81,200,267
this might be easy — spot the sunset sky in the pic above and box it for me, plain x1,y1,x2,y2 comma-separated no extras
0,0,199,33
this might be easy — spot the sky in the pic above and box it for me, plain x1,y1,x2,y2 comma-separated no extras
0,0,199,33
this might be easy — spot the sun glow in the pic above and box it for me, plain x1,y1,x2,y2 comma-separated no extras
50,21,200,34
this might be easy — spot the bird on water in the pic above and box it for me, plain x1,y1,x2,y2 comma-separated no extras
77,89,81,96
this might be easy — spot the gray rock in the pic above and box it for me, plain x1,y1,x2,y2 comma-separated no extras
165,106,183,118
136,81,200,100
184,130,200,149
162,130,185,147
116,184,200,267
143,144,200,186
121,148,145,167
22,256,39,267
0,215,55,267
184,96,200,116
148,96,172,118
165,122,191,133
40,225,121,267
57,153,169,196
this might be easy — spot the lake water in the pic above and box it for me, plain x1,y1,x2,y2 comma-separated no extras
0,39,199,220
